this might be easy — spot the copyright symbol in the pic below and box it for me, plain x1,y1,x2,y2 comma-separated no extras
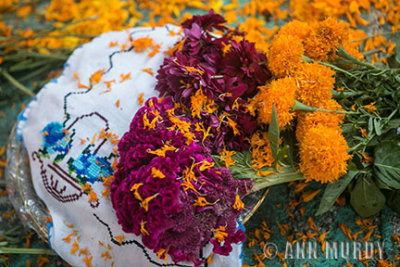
263,242,278,259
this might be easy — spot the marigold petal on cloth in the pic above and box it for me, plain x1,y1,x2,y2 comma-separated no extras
17,25,243,267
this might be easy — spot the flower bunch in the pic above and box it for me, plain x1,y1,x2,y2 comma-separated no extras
155,10,271,153
110,97,251,265
243,15,400,219
247,18,353,184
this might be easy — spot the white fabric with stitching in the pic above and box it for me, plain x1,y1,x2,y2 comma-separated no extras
18,25,243,267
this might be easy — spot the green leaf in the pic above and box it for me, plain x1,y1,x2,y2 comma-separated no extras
227,151,258,179
275,145,289,163
387,118,400,130
252,165,304,191
374,140,400,189
341,123,355,134
353,136,366,142
213,151,256,179
217,150,305,190
386,190,400,215
268,103,280,164
350,176,386,217
315,171,358,216
373,118,382,136
368,117,374,135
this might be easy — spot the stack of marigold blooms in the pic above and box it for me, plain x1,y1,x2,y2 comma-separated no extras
249,18,354,184
108,11,382,266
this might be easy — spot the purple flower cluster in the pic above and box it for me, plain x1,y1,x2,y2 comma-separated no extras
110,97,251,265
155,10,271,153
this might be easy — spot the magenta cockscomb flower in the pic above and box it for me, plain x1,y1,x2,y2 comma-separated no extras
110,97,251,266
155,11,271,153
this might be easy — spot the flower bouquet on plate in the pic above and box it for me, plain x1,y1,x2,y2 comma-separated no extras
6,8,400,267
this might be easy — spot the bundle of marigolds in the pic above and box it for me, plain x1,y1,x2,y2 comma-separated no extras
258,18,400,219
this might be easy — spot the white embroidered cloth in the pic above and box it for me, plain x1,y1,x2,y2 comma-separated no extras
17,25,243,266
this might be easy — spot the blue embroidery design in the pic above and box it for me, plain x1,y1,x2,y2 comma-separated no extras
32,82,118,208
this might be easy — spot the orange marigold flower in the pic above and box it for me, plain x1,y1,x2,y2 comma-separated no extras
298,124,351,183
267,34,304,77
303,18,349,61
239,17,277,53
342,28,367,60
296,100,345,143
277,20,312,42
251,77,297,128
294,62,335,107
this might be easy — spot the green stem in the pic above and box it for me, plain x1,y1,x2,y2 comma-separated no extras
292,100,358,114
19,64,53,83
337,47,379,70
348,143,363,153
319,61,360,79
0,69,34,98
3,225,22,235
10,60,47,73
0,247,56,255
252,171,305,192
302,55,313,63
302,54,362,79
362,48,381,56
1,236,22,244
14,52,68,61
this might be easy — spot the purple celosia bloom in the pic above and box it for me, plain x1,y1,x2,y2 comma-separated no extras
155,11,271,153
110,97,252,266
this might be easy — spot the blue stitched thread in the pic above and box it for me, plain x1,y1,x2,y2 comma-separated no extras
41,122,71,156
